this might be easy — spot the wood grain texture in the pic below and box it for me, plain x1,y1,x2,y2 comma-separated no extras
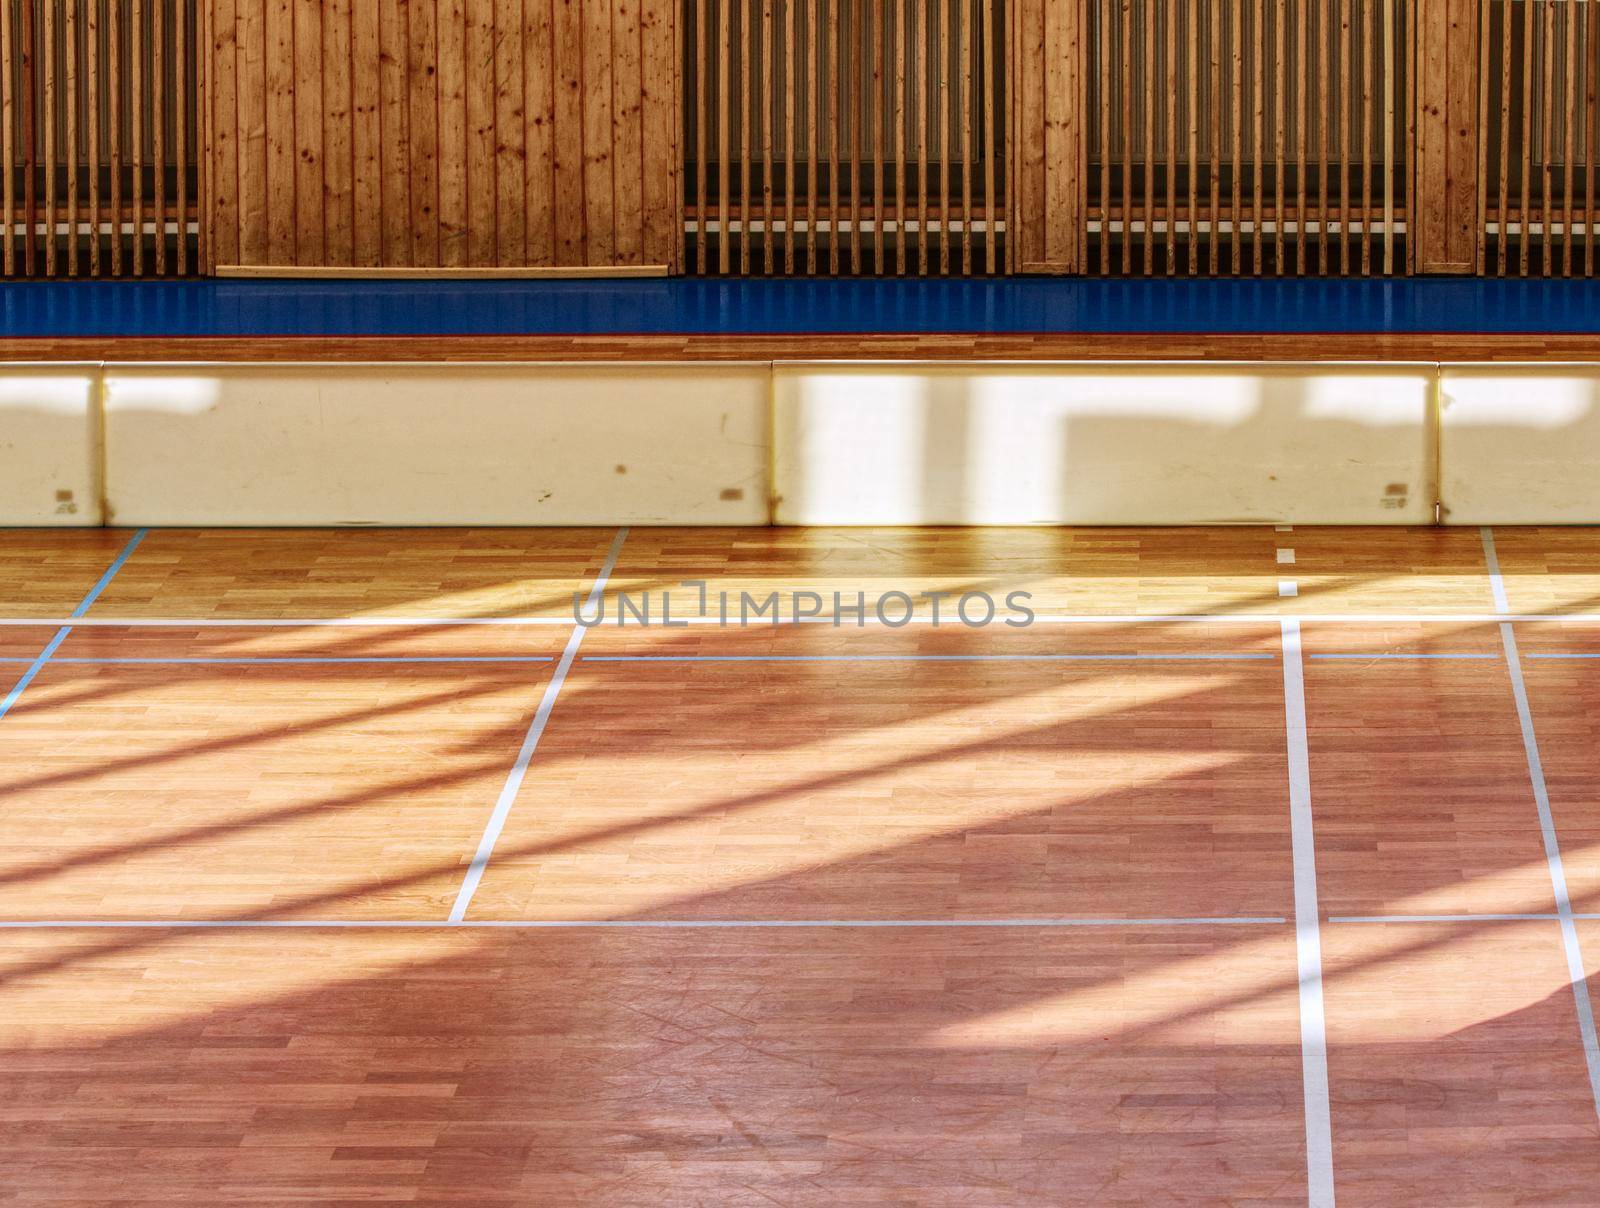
16,331,1600,364
207,0,676,269
0,926,1307,1202
1414,0,1482,273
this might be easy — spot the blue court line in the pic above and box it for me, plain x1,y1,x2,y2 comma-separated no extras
1308,652,1499,660
580,653,1277,663
1528,653,1600,659
1330,913,1564,923
0,916,1290,929
0,529,148,724
0,655,555,666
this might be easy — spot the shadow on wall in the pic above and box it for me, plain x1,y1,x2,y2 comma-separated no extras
774,364,1600,526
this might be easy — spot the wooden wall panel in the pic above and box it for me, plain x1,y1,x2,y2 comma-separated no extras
1012,0,1082,273
1415,0,1481,272
209,0,678,271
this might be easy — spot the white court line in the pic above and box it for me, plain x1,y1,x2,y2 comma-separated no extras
0,916,1290,929
1481,526,1600,1128
1280,618,1336,1208
0,530,148,724
0,612,1594,627
1277,549,1297,565
447,527,629,924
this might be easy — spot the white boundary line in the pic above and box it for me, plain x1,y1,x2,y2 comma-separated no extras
0,916,1289,930
0,530,148,724
582,653,1275,663
447,528,629,924
1481,526,1600,1128
1280,618,1336,1208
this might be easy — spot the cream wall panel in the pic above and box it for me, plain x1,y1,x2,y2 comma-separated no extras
774,364,1436,525
102,364,769,526
1440,366,1600,524
0,367,101,526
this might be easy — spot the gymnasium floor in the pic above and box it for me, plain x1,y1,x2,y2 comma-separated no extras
3,524,1600,1205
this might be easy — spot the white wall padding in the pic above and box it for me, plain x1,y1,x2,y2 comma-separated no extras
774,363,1436,525
102,363,771,526
1440,366,1600,525
0,366,101,525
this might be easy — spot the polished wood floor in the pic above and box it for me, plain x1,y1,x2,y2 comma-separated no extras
2,525,1600,1205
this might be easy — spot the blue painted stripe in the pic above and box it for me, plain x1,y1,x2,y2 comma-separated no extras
10,277,1600,338
581,652,1275,663
28,655,554,665
71,529,149,618
0,529,149,723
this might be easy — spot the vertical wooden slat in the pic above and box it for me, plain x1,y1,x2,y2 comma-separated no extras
349,0,378,265
1167,0,1179,274
319,0,354,266
490,0,525,265
762,0,775,272
211,0,241,267
43,0,57,275
378,0,408,263
1188,0,1199,273
913,0,925,273
1273,0,1285,273
1336,0,1350,274
1294,0,1306,272
719,0,732,271
1519,0,1532,275
152,0,167,272
0,0,12,275
641,0,677,270
1208,0,1221,273
1564,0,1578,276
410,0,443,264
806,0,818,272
551,0,586,264
693,0,707,270
19,0,36,273
872,0,885,271
66,0,79,275
1316,0,1330,271
523,0,555,265
981,0,995,273
66,0,78,276
1230,0,1242,273
1144,0,1156,273
1495,0,1510,274
1541,0,1555,273
847,0,861,274
1120,0,1131,273
293,0,324,265
1250,0,1263,274
1384,0,1395,273
739,0,751,272
896,0,907,272
612,0,642,263
780,0,793,272
585,0,620,265
176,0,190,273
937,0,950,272
263,0,293,263
86,0,101,274
1359,0,1372,275
1101,0,1112,273
1587,0,1596,275
958,0,970,275
449,0,481,266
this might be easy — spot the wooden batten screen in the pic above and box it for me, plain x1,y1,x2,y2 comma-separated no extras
2,0,199,277
683,0,1006,276
208,0,679,272
1086,0,1411,276
1482,0,1597,276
